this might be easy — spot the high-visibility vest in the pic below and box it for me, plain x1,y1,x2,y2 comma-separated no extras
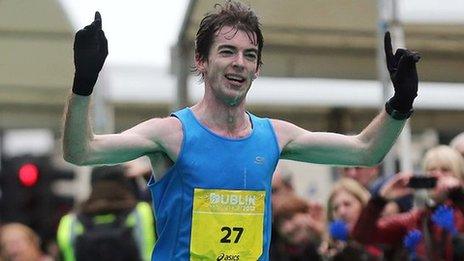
57,202,156,261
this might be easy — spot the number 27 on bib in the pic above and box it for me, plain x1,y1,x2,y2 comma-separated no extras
190,188,265,260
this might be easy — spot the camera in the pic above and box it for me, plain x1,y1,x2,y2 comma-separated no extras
407,176,437,189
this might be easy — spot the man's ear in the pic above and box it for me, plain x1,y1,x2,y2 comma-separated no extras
195,53,207,74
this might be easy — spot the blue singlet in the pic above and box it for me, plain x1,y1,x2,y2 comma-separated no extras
148,108,280,260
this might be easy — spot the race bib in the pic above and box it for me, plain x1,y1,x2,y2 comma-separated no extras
190,188,265,260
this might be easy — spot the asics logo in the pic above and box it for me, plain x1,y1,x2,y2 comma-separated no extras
217,253,240,260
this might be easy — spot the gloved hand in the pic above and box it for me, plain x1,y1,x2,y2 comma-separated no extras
72,11,108,96
384,31,420,114
431,204,457,236
403,229,422,252
329,219,349,241
403,229,422,260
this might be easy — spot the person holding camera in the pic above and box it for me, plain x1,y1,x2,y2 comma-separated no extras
351,145,464,260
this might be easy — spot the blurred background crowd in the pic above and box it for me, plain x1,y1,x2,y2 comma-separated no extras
1,0,464,260
269,138,464,260
1,136,463,260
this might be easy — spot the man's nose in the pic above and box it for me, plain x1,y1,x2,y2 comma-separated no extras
232,53,245,69
344,168,357,178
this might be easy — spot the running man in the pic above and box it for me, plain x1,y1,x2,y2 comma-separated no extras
63,1,420,260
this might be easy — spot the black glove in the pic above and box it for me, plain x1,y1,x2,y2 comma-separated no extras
384,31,420,115
72,11,108,96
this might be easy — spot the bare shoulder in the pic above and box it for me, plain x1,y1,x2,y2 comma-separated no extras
123,116,183,160
270,119,305,151
270,119,305,135
122,116,180,138
146,116,182,133
156,116,183,146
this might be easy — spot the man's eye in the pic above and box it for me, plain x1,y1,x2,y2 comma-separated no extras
246,53,257,59
220,50,234,55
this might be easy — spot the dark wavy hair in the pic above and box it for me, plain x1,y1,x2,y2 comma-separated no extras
194,1,264,72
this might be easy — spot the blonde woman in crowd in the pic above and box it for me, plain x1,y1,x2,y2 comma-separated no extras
327,178,370,231
321,178,383,260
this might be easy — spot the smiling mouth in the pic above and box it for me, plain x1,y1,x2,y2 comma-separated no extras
225,74,246,85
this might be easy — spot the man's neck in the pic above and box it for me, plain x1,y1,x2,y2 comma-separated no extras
191,99,251,138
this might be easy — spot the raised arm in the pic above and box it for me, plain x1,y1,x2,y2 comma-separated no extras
63,12,180,166
63,95,172,165
275,32,420,166
275,111,405,166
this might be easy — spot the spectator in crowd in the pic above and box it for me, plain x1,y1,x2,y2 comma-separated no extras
341,166,381,192
0,222,53,261
341,164,413,214
450,132,464,158
271,192,324,260
327,178,370,231
271,165,295,212
321,178,383,260
57,166,155,261
352,145,464,260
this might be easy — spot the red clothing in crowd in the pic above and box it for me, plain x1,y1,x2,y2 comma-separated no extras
352,191,464,261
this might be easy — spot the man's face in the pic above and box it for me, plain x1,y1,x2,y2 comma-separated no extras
196,26,260,106
341,166,379,188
